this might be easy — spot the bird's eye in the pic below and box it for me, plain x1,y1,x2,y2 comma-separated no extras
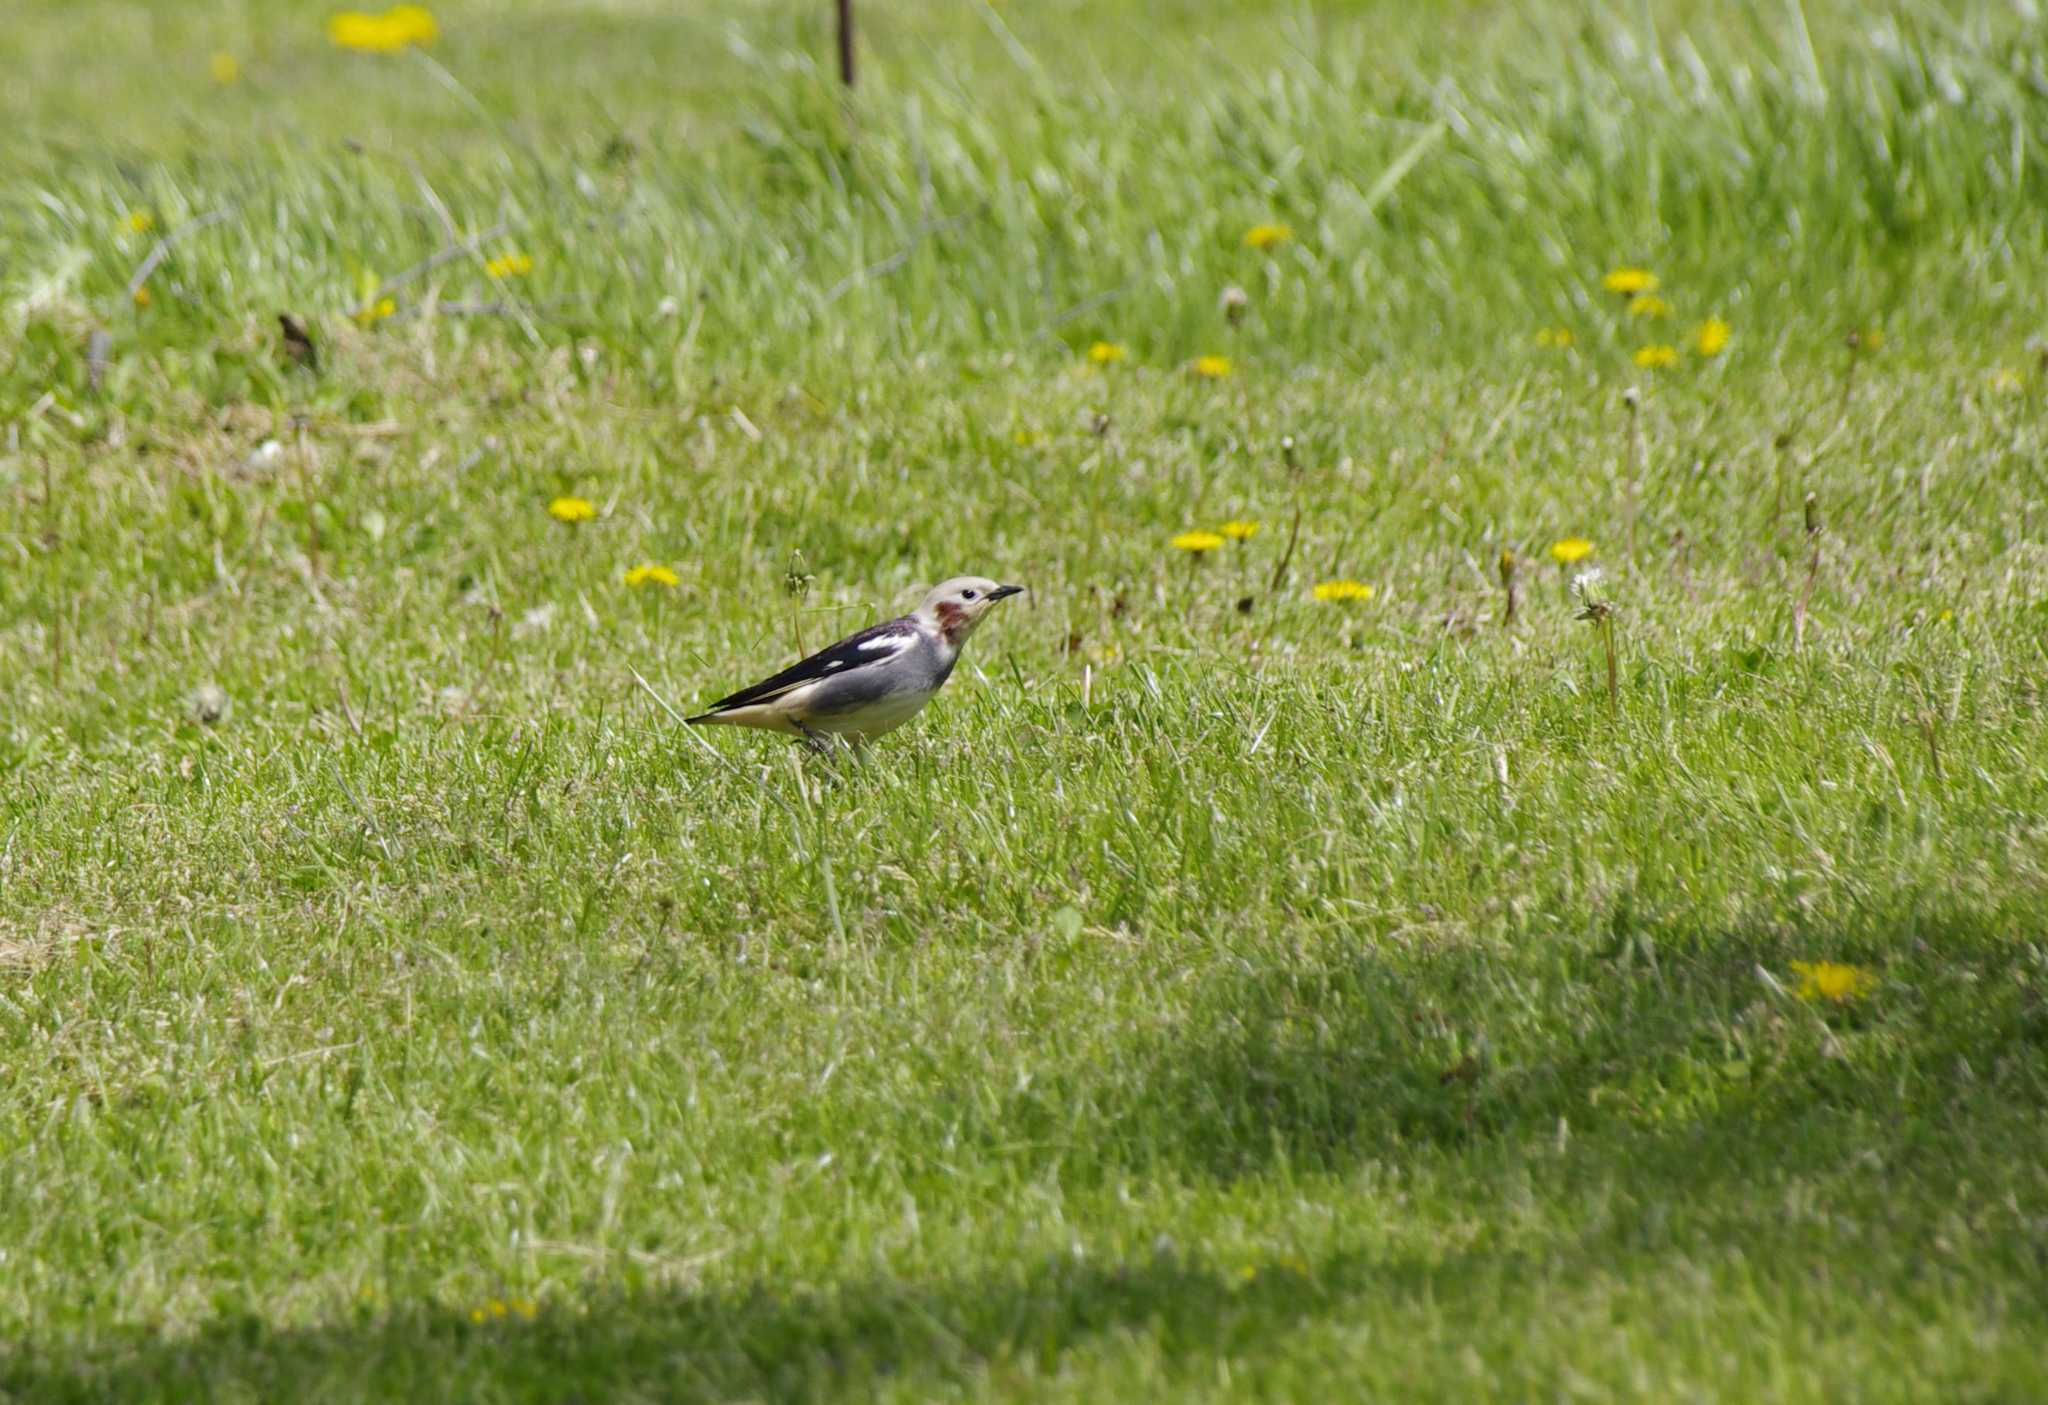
962,589,978,600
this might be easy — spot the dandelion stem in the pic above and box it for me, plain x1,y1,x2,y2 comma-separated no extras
1603,617,1618,709
1269,505,1303,595
1573,577,1617,708
785,552,813,656
1793,492,1822,653
1263,437,1304,605
1622,387,1642,562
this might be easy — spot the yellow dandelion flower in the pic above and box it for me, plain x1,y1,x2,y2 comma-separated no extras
1990,367,2023,393
1534,327,1574,348
1243,223,1293,250
1192,355,1232,379
1087,340,1127,364
1170,530,1225,553
1012,429,1042,447
395,3,440,40
1626,295,1671,319
1221,519,1260,541
623,563,679,588
1790,960,1877,1005
1858,328,1884,351
1601,267,1659,296
390,3,439,40
209,51,240,84
328,11,398,50
1937,608,1954,623
353,296,396,324
125,211,155,236
547,496,597,523
1633,343,1678,369
328,4,438,52
132,286,152,307
1311,579,1375,602
509,1298,539,1321
484,252,533,279
1549,537,1594,565
468,1307,487,1324
1692,317,1731,357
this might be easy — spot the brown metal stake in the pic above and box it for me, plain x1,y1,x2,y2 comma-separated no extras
836,0,855,86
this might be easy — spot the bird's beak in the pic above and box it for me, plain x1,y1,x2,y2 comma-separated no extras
989,584,1026,600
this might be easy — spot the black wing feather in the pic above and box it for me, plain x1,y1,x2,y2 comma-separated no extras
690,617,917,719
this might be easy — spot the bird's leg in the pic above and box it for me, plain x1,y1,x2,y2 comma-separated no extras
793,721,851,787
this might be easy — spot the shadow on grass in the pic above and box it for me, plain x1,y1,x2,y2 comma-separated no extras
977,902,2048,1186
3,1249,1366,1404
7,911,2045,1403
10,1102,2044,1404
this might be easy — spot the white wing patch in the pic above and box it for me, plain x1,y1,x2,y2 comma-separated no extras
858,633,914,654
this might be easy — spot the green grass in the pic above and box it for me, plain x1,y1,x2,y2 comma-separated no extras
6,1,2048,1399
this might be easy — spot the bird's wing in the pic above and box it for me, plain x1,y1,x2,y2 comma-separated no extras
696,617,921,715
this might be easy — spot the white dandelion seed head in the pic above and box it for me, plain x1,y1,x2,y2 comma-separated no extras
187,682,230,725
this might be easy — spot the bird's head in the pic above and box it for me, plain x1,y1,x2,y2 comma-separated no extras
916,576,1024,646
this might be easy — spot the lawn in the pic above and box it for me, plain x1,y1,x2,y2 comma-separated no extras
4,0,2048,1400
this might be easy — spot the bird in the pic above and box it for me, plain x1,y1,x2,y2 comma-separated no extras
687,576,1025,748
